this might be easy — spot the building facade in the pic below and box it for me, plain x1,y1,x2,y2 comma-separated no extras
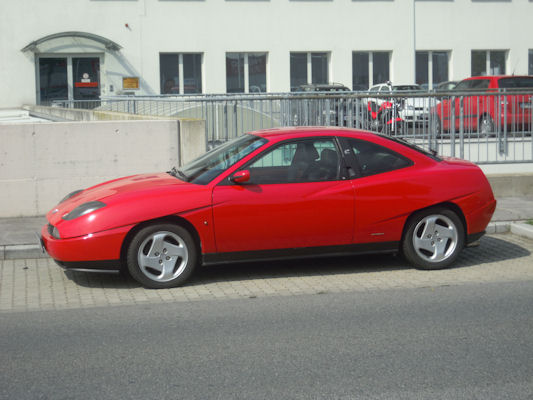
1,0,532,108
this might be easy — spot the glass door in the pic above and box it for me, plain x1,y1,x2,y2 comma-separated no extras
39,58,68,105
73,57,100,102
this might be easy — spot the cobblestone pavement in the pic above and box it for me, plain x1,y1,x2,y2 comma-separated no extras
1,233,533,313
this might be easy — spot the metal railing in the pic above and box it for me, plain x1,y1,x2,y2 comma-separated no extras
52,89,533,164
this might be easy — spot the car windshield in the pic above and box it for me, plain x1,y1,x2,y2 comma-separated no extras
498,77,533,89
176,134,267,185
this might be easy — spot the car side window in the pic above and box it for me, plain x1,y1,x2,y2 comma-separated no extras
246,139,341,184
347,138,411,177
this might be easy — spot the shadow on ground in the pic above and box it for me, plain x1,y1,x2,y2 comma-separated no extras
65,234,530,289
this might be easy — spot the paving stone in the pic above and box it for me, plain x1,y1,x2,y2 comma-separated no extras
1,233,533,313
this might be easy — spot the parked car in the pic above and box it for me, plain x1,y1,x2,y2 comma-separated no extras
40,127,496,288
291,83,351,126
432,75,533,135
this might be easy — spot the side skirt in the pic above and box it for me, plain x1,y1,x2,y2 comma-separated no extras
203,241,399,265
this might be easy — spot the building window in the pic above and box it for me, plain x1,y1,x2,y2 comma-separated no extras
471,50,507,76
352,51,390,90
529,50,533,75
416,51,449,89
226,52,267,93
290,52,329,91
160,53,202,94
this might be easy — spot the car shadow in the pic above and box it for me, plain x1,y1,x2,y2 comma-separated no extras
65,235,530,289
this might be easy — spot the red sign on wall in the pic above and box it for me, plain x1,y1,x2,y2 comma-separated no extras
75,82,98,87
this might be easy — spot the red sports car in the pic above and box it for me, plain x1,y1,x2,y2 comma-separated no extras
41,127,496,288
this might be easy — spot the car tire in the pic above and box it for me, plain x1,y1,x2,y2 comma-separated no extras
402,207,464,270
479,114,495,137
126,223,197,288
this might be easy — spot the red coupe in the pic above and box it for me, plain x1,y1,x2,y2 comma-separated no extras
41,127,496,288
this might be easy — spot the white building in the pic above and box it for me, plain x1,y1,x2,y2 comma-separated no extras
1,0,532,108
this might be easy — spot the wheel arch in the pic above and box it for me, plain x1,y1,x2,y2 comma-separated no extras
400,201,467,247
119,215,202,270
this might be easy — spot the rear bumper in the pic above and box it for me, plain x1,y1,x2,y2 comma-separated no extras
466,231,485,247
465,199,497,237
41,224,133,269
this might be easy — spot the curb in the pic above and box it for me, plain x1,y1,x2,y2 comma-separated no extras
0,244,49,261
510,222,533,240
2,221,533,261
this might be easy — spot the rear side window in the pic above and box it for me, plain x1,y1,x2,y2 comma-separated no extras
498,77,533,89
347,138,412,177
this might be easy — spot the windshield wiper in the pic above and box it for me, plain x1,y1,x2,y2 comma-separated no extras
168,167,189,181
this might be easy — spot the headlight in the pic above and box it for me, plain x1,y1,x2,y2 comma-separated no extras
62,201,106,220
59,189,83,204
48,224,60,239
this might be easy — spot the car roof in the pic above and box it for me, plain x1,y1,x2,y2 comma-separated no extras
464,75,532,80
249,126,382,141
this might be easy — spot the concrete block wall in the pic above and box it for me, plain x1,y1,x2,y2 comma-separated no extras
0,119,205,217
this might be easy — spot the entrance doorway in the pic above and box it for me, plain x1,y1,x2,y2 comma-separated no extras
38,56,101,105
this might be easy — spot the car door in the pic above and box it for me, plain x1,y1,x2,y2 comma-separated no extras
211,137,355,253
453,79,490,132
339,137,415,244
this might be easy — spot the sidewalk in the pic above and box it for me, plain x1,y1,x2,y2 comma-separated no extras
1,196,533,260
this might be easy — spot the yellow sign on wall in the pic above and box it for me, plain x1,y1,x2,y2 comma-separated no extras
123,77,140,90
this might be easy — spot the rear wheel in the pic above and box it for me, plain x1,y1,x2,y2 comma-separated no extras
479,114,495,137
402,207,464,270
126,223,197,288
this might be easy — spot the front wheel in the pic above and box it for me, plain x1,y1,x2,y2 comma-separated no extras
126,223,197,288
402,208,464,270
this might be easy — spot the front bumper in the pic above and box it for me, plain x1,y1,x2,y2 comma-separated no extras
40,223,134,270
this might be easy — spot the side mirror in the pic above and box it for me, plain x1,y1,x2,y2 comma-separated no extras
230,170,250,184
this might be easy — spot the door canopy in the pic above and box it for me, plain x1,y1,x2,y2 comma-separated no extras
22,31,122,53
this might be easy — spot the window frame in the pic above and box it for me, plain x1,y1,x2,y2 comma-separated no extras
415,50,450,90
290,52,330,91
352,51,391,90
159,52,203,95
234,137,348,185
226,52,268,93
338,137,413,178
471,50,507,77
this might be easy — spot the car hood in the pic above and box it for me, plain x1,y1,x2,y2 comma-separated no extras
47,173,212,238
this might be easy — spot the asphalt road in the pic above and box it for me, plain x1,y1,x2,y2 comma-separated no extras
1,281,532,400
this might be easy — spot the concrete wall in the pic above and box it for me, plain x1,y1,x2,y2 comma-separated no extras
487,174,533,198
0,119,205,217
23,105,187,122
